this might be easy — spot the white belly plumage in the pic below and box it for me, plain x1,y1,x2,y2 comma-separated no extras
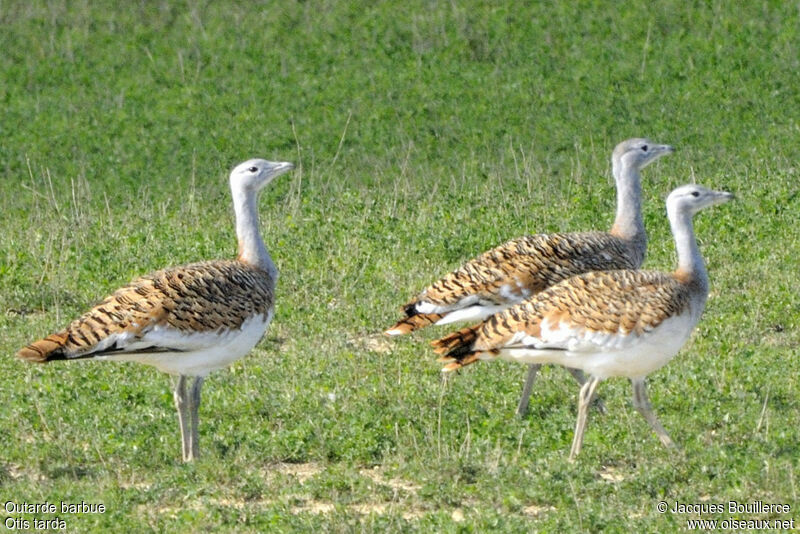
95,312,273,377
494,313,695,379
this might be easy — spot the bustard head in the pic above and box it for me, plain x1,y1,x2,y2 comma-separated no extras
612,138,674,177
230,158,295,192
667,184,734,217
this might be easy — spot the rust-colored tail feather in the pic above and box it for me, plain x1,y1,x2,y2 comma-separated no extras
16,332,70,363
384,312,445,336
430,325,480,355
431,324,484,372
442,353,481,372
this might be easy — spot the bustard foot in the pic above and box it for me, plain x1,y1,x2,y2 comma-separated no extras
631,378,676,450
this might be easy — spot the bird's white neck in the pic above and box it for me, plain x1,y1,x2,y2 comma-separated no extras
232,185,277,279
609,161,646,263
669,208,708,292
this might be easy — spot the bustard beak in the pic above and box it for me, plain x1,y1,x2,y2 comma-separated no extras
270,161,295,174
654,144,675,156
264,161,295,182
712,190,735,204
641,143,675,169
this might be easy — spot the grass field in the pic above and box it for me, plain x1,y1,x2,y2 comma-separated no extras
1,1,799,531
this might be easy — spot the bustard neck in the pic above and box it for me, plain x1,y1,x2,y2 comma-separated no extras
609,162,646,264
232,185,277,279
669,208,708,293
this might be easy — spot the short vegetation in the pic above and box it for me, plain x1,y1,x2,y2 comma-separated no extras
1,1,798,531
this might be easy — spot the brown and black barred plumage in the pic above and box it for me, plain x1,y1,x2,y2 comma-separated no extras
16,158,294,462
431,185,733,460
17,260,274,368
385,138,674,336
432,269,695,372
387,231,641,335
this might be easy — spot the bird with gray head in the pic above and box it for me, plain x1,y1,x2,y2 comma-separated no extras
432,184,733,460
17,158,294,462
385,138,673,416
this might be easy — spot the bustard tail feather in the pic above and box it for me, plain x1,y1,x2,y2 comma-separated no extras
384,312,445,336
431,324,484,372
431,324,481,356
441,352,482,372
16,332,70,363
431,324,482,373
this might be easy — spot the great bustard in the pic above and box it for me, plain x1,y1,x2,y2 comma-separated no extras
385,138,674,415
16,158,294,462
432,184,733,460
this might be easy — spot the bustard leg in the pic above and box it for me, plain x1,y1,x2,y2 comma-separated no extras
569,375,601,461
173,375,191,462
631,378,675,449
516,365,606,417
566,367,607,415
516,364,541,416
187,376,205,461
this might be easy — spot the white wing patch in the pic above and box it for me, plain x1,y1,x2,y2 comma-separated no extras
435,305,505,325
498,281,531,303
417,276,531,317
506,316,646,352
416,295,481,315
414,300,441,314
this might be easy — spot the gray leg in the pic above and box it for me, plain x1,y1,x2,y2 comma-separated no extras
566,367,607,415
187,376,205,461
517,365,606,417
631,378,675,449
516,364,541,416
173,375,191,462
569,375,601,462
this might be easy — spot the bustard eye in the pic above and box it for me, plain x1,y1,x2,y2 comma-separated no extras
248,166,258,173
691,191,700,197
641,145,648,152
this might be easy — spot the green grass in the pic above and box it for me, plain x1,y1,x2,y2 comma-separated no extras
1,1,799,531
